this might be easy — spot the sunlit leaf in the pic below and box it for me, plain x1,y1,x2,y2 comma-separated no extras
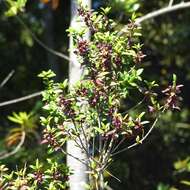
181,180,190,186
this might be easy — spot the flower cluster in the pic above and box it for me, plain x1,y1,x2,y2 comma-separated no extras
34,171,44,184
76,39,89,56
59,96,75,118
41,129,59,149
39,5,157,147
162,84,183,110
37,5,183,189
0,160,69,190
78,7,96,34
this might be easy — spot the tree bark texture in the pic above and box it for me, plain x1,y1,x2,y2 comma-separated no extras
67,0,91,190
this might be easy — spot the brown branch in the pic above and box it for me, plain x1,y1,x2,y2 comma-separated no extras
0,131,26,160
0,91,42,108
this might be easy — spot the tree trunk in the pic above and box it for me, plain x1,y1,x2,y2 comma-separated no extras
67,0,91,190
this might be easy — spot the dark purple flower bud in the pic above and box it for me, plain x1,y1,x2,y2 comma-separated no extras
64,175,69,181
133,118,143,130
127,22,137,29
162,84,183,110
89,90,100,107
108,107,115,117
34,171,44,184
132,119,143,136
77,40,89,56
78,8,85,17
59,96,71,107
66,109,75,118
77,87,88,97
89,97,98,107
166,95,180,110
53,171,62,180
115,56,122,67
112,116,122,129
148,105,156,113
134,51,146,64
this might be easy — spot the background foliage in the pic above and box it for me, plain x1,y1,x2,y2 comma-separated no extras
0,0,190,189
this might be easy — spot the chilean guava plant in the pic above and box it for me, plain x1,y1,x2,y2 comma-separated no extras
37,4,183,189
0,3,183,190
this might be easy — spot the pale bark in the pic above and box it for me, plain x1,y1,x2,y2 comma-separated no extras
67,1,91,190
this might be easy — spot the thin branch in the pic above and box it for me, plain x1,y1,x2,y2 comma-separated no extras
0,131,26,160
121,97,145,115
0,91,42,108
59,146,88,167
67,129,90,162
111,117,159,156
58,140,99,170
105,170,121,183
119,1,190,35
2,1,70,62
92,131,95,157
136,1,190,25
169,0,174,7
0,70,15,89
101,138,114,168
71,124,102,167
97,109,103,154
80,122,90,157
71,119,89,156
15,15,70,61
111,137,126,154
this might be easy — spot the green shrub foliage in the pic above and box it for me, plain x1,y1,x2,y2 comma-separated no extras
0,4,183,190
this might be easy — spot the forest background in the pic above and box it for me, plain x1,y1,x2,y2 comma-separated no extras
0,0,190,189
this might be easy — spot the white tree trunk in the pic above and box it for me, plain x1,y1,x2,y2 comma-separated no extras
67,0,91,190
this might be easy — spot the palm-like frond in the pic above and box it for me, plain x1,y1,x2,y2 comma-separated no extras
5,112,38,147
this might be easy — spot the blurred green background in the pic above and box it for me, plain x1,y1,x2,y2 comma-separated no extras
0,0,190,189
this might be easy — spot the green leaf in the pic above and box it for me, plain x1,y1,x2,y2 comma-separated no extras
5,0,27,17
135,135,141,144
174,157,190,170
94,127,104,134
8,115,22,124
173,74,177,87
136,68,144,76
100,7,111,14
131,13,137,21
181,180,190,186
157,183,170,190
59,79,68,90
38,70,56,79
138,112,145,119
